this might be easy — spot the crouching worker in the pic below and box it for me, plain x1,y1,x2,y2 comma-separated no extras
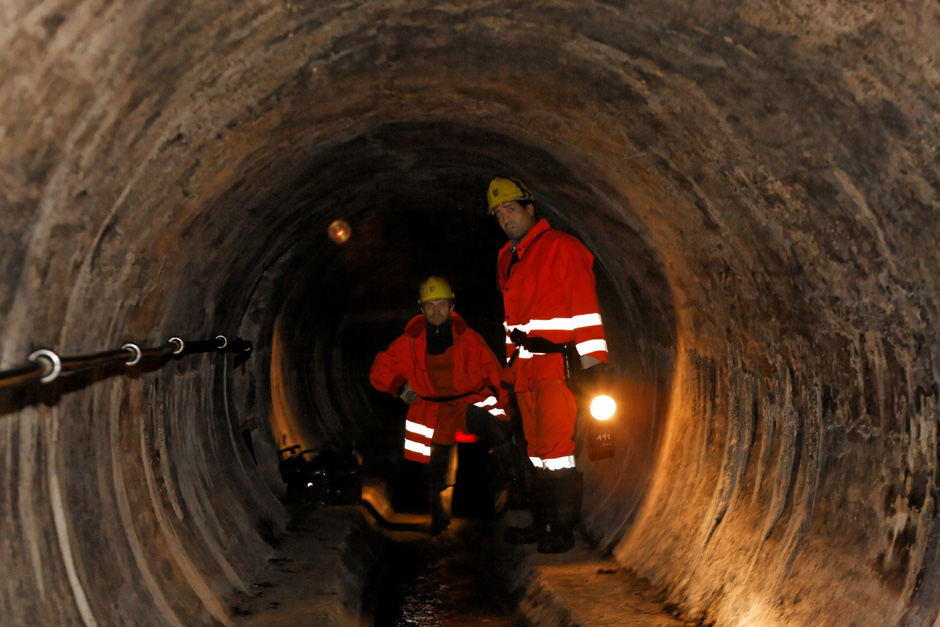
370,276,514,535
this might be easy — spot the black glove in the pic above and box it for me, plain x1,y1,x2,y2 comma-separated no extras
574,362,612,394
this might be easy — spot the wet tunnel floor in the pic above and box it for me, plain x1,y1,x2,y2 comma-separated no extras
233,495,694,627
371,523,528,626
231,499,526,626
235,442,689,626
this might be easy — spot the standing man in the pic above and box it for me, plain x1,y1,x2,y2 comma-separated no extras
488,176,609,553
370,277,514,535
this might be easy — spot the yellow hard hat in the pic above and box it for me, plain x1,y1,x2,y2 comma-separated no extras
418,276,455,304
487,177,533,214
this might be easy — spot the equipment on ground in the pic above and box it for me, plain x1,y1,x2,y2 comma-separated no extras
277,446,362,505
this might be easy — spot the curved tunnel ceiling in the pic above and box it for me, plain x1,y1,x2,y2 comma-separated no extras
2,2,940,625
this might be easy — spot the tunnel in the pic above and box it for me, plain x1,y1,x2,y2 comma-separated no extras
2,1,939,625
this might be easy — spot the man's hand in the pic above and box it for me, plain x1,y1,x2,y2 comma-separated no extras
399,381,418,404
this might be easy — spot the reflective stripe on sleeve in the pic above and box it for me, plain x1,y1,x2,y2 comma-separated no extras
543,455,576,470
576,339,608,356
571,313,604,328
504,313,603,335
529,456,544,468
405,420,434,439
404,439,432,458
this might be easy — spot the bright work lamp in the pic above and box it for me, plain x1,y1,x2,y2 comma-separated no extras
589,394,616,421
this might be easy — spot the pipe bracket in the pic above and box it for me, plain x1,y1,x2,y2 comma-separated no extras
169,337,185,355
122,343,142,366
28,349,62,383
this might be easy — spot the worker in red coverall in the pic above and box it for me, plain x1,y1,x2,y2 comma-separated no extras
487,176,610,553
370,277,514,534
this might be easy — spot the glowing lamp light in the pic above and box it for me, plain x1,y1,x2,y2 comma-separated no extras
590,395,616,421
328,218,351,244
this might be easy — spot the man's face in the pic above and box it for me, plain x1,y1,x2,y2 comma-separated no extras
492,200,537,244
421,299,454,327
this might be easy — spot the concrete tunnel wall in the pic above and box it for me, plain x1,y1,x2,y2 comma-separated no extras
1,1,939,625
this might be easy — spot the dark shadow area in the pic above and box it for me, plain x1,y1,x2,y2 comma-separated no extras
371,525,528,627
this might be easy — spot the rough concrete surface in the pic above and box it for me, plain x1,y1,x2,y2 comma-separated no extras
521,551,690,627
2,1,940,625
501,509,693,627
233,506,379,627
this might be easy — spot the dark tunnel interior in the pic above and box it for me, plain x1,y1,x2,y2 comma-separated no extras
3,2,940,626
251,122,676,536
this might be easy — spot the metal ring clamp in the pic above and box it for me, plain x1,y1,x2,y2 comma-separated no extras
215,335,228,349
122,343,142,366
28,349,62,383
169,337,185,355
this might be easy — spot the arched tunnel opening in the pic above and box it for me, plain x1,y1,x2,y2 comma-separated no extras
254,123,674,529
2,2,940,626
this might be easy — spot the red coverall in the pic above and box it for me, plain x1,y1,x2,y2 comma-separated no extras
498,218,608,469
370,313,510,463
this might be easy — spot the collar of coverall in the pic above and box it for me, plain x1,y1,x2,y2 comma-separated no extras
499,217,551,259
405,311,466,338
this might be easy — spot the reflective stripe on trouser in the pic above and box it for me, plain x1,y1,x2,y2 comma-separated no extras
404,420,433,462
515,378,577,469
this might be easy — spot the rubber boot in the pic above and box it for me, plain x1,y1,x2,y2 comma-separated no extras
429,486,453,535
440,486,453,530
430,489,445,535
504,469,548,544
537,469,582,554
560,468,583,526
428,444,457,535
489,442,516,516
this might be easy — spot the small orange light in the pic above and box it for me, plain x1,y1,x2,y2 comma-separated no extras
328,218,351,244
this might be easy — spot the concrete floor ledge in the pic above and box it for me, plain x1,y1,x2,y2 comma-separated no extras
520,548,692,627
233,506,381,627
